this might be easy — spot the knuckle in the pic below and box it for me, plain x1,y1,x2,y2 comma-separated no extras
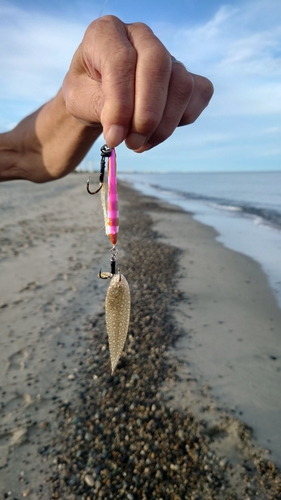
63,74,102,124
87,15,122,34
153,128,170,145
128,21,171,66
103,99,132,125
175,85,193,109
146,124,173,149
137,109,162,135
128,21,154,37
185,114,196,125
106,44,136,68
201,77,214,104
172,65,195,102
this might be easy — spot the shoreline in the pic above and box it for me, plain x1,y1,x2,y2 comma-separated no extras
124,174,281,311
1,176,281,499
148,196,281,466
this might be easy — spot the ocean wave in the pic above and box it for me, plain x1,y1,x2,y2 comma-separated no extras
209,203,242,212
239,206,281,230
148,182,281,231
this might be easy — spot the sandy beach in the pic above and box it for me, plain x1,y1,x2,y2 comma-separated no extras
1,175,281,499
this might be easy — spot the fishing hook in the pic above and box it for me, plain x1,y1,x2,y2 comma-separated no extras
86,144,112,195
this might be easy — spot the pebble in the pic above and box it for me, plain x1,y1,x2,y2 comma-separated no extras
95,480,101,491
22,488,31,497
84,432,93,442
177,429,184,440
84,474,95,487
219,457,228,467
67,373,75,380
47,185,281,500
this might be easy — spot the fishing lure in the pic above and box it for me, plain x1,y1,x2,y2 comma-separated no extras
87,145,130,374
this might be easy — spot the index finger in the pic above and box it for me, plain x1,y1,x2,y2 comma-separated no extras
124,22,172,151
85,16,137,147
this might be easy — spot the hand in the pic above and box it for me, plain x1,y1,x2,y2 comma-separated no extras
62,15,213,152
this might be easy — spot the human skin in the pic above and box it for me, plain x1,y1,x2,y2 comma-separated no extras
0,15,213,183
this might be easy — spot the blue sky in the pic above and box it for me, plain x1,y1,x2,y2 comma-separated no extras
0,0,281,172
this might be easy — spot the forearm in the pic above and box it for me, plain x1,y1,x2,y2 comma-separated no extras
0,89,103,183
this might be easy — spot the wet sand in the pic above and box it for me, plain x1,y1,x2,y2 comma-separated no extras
151,202,281,464
1,175,281,499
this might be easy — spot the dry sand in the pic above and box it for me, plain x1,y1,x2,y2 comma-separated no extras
0,175,108,495
0,175,281,499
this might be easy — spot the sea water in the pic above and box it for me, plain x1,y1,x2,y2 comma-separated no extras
120,171,281,309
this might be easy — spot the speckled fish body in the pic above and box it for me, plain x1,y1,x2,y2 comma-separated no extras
107,148,119,246
105,273,130,374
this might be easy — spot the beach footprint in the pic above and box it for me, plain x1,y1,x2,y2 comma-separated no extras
0,426,28,468
3,394,25,413
8,392,33,411
6,348,29,372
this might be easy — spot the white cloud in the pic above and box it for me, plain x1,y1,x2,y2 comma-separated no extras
263,126,281,135
153,0,281,118
0,2,86,103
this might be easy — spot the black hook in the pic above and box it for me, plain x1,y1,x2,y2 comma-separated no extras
87,144,112,195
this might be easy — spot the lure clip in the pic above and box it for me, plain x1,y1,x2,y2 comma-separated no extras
98,246,119,279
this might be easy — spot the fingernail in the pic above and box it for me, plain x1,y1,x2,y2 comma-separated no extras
105,125,126,147
126,133,147,151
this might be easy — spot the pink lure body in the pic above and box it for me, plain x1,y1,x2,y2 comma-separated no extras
107,148,119,246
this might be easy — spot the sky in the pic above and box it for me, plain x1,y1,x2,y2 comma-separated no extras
0,0,281,172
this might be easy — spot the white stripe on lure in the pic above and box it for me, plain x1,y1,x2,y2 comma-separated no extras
87,145,131,374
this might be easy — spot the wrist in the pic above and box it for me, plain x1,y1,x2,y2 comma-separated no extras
0,129,25,181
0,90,103,183
35,89,103,180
